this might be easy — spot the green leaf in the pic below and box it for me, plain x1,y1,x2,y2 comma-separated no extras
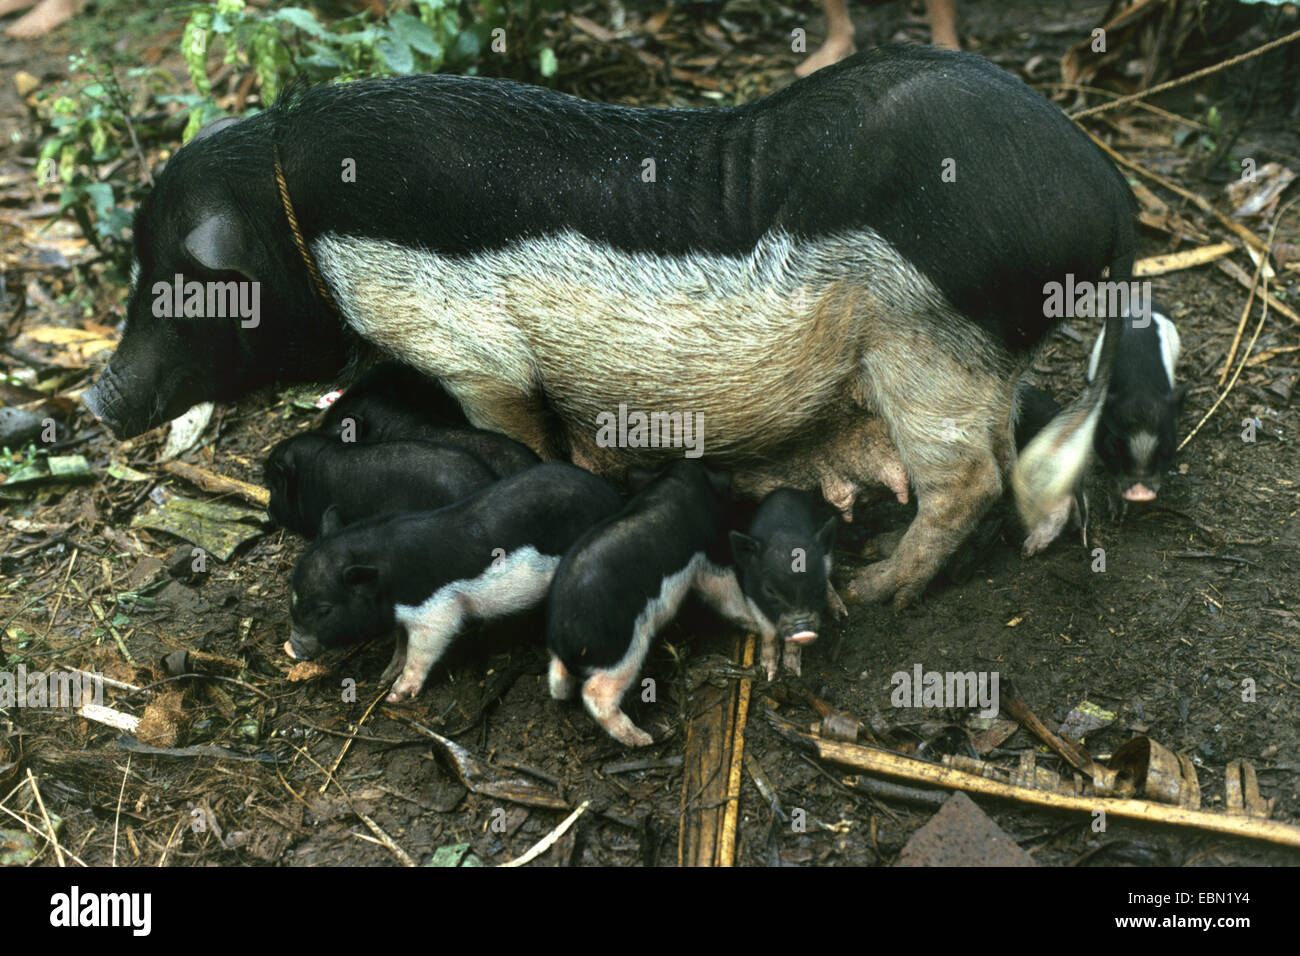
390,11,443,58
538,46,558,78
84,182,115,220
274,7,327,37
377,37,414,75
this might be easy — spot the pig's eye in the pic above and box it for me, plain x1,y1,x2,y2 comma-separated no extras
762,583,780,602
316,603,333,616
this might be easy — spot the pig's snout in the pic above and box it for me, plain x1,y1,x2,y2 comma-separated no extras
82,374,132,438
286,630,320,661
1121,482,1158,503
782,618,820,645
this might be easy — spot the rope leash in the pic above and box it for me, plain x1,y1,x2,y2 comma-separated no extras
273,143,339,317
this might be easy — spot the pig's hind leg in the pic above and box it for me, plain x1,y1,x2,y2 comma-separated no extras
578,614,662,747
390,548,561,701
849,336,1015,609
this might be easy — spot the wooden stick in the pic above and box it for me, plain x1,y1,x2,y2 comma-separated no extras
803,735,1300,848
26,769,66,867
162,460,270,508
1217,258,1300,326
1218,254,1268,387
1135,242,1235,276
717,634,755,867
500,800,591,868
1085,133,1270,254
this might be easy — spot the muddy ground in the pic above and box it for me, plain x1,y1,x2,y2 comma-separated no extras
2,0,1299,867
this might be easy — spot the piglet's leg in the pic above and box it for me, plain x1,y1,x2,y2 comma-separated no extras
582,668,653,748
548,655,577,700
388,595,467,702
782,643,803,678
693,568,782,681
827,583,848,619
379,630,409,685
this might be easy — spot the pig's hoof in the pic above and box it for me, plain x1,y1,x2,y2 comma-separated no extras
606,718,653,748
782,644,803,677
845,561,895,605
386,678,422,702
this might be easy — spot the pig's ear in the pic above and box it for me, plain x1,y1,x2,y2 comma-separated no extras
1171,382,1190,413
704,467,732,497
318,505,345,537
183,212,256,280
343,565,379,592
730,530,762,566
815,515,837,553
188,116,241,144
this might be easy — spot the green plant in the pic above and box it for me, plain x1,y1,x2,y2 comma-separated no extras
35,0,566,269
34,56,178,274
179,0,564,139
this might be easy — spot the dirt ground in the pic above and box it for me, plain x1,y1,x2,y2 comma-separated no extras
2,0,1299,868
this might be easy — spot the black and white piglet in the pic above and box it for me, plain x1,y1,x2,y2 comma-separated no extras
285,463,621,702
1087,302,1186,508
1015,384,1088,554
264,432,495,538
547,466,838,747
320,362,540,479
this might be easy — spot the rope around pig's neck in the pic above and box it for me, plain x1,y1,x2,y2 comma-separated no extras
273,144,340,319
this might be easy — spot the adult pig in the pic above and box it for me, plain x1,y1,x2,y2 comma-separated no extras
83,45,1135,609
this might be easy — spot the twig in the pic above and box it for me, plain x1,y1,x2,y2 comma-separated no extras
1180,196,1300,453
89,601,135,666
26,768,65,867
0,801,88,867
1219,251,1270,386
113,754,130,868
355,811,415,867
162,460,270,508
499,800,591,868
319,687,387,795
1085,133,1269,254
1171,552,1260,568
1216,258,1300,326
1070,27,1300,120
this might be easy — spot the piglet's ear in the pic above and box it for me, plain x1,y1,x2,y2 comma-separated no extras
183,212,256,280
624,466,658,494
815,516,837,553
318,505,345,538
704,467,732,498
1170,382,1190,413
729,530,762,566
343,565,379,591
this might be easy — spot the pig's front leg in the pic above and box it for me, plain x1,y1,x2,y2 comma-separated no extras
388,594,467,702
692,567,781,681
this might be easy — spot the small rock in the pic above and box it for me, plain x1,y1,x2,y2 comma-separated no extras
895,791,1037,867
0,407,43,448
166,544,210,584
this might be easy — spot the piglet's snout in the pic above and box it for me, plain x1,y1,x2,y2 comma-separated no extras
782,618,820,645
1122,483,1158,503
